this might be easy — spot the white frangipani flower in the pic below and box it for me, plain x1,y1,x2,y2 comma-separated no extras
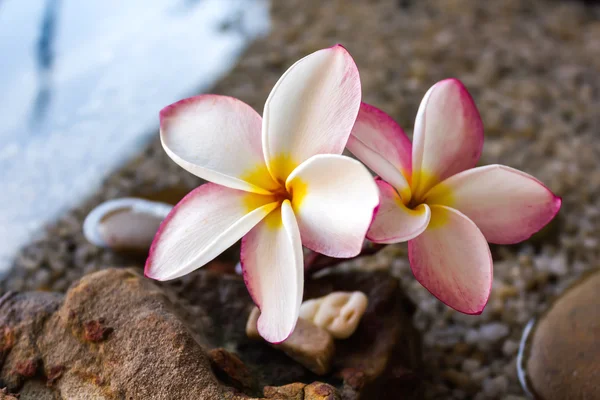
347,79,561,315
145,45,379,343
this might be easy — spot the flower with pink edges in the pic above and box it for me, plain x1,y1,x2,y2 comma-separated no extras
347,79,561,314
144,46,379,343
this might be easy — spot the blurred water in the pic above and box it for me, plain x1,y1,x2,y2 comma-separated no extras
0,0,270,275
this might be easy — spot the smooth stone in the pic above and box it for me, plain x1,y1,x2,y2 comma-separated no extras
299,291,368,339
83,198,172,252
246,307,335,375
521,270,600,399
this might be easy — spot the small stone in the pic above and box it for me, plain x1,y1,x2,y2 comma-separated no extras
524,271,600,399
441,369,471,389
83,198,172,252
482,375,509,397
246,307,335,375
501,340,519,357
0,387,19,400
479,323,510,343
208,348,255,392
303,382,340,400
462,359,481,374
263,383,305,399
298,291,368,339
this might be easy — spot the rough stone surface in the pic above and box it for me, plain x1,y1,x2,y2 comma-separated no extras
0,269,223,399
0,268,421,399
524,270,600,400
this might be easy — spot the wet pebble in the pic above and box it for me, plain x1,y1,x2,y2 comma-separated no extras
520,271,600,400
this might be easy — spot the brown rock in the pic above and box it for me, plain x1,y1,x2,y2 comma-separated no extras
246,307,335,375
177,269,423,399
209,347,256,392
1,267,421,399
304,382,340,399
258,382,338,400
0,269,223,399
525,270,600,400
0,387,18,400
1,268,385,400
263,383,306,399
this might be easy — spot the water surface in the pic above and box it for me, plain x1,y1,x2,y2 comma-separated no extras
0,0,270,275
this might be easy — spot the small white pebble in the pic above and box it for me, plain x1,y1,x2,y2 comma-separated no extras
299,291,368,339
479,323,510,343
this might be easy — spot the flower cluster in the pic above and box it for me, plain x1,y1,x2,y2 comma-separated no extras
145,46,560,343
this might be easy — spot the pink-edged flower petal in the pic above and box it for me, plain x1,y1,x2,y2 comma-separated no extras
411,79,484,200
160,95,279,194
145,183,279,281
262,45,361,183
367,179,431,244
408,205,492,315
241,200,303,343
285,154,379,258
347,102,412,202
424,165,562,244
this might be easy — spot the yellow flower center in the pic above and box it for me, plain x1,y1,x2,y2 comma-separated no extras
398,169,455,229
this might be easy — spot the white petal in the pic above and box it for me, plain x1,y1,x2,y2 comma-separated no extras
241,201,304,343
262,45,361,183
425,165,562,244
411,79,484,200
145,183,278,281
285,154,379,258
160,95,279,194
408,205,492,314
367,180,431,244
347,102,412,202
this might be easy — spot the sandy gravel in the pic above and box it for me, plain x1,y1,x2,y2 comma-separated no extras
3,0,600,398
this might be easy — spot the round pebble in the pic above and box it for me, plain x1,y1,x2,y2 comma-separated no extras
520,271,600,400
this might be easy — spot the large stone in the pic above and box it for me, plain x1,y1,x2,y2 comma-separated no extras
524,270,600,399
0,267,422,399
0,269,223,399
174,269,423,399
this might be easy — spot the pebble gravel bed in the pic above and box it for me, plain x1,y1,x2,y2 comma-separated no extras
3,0,600,398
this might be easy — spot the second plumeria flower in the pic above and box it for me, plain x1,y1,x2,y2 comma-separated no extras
145,46,379,343
347,79,561,315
